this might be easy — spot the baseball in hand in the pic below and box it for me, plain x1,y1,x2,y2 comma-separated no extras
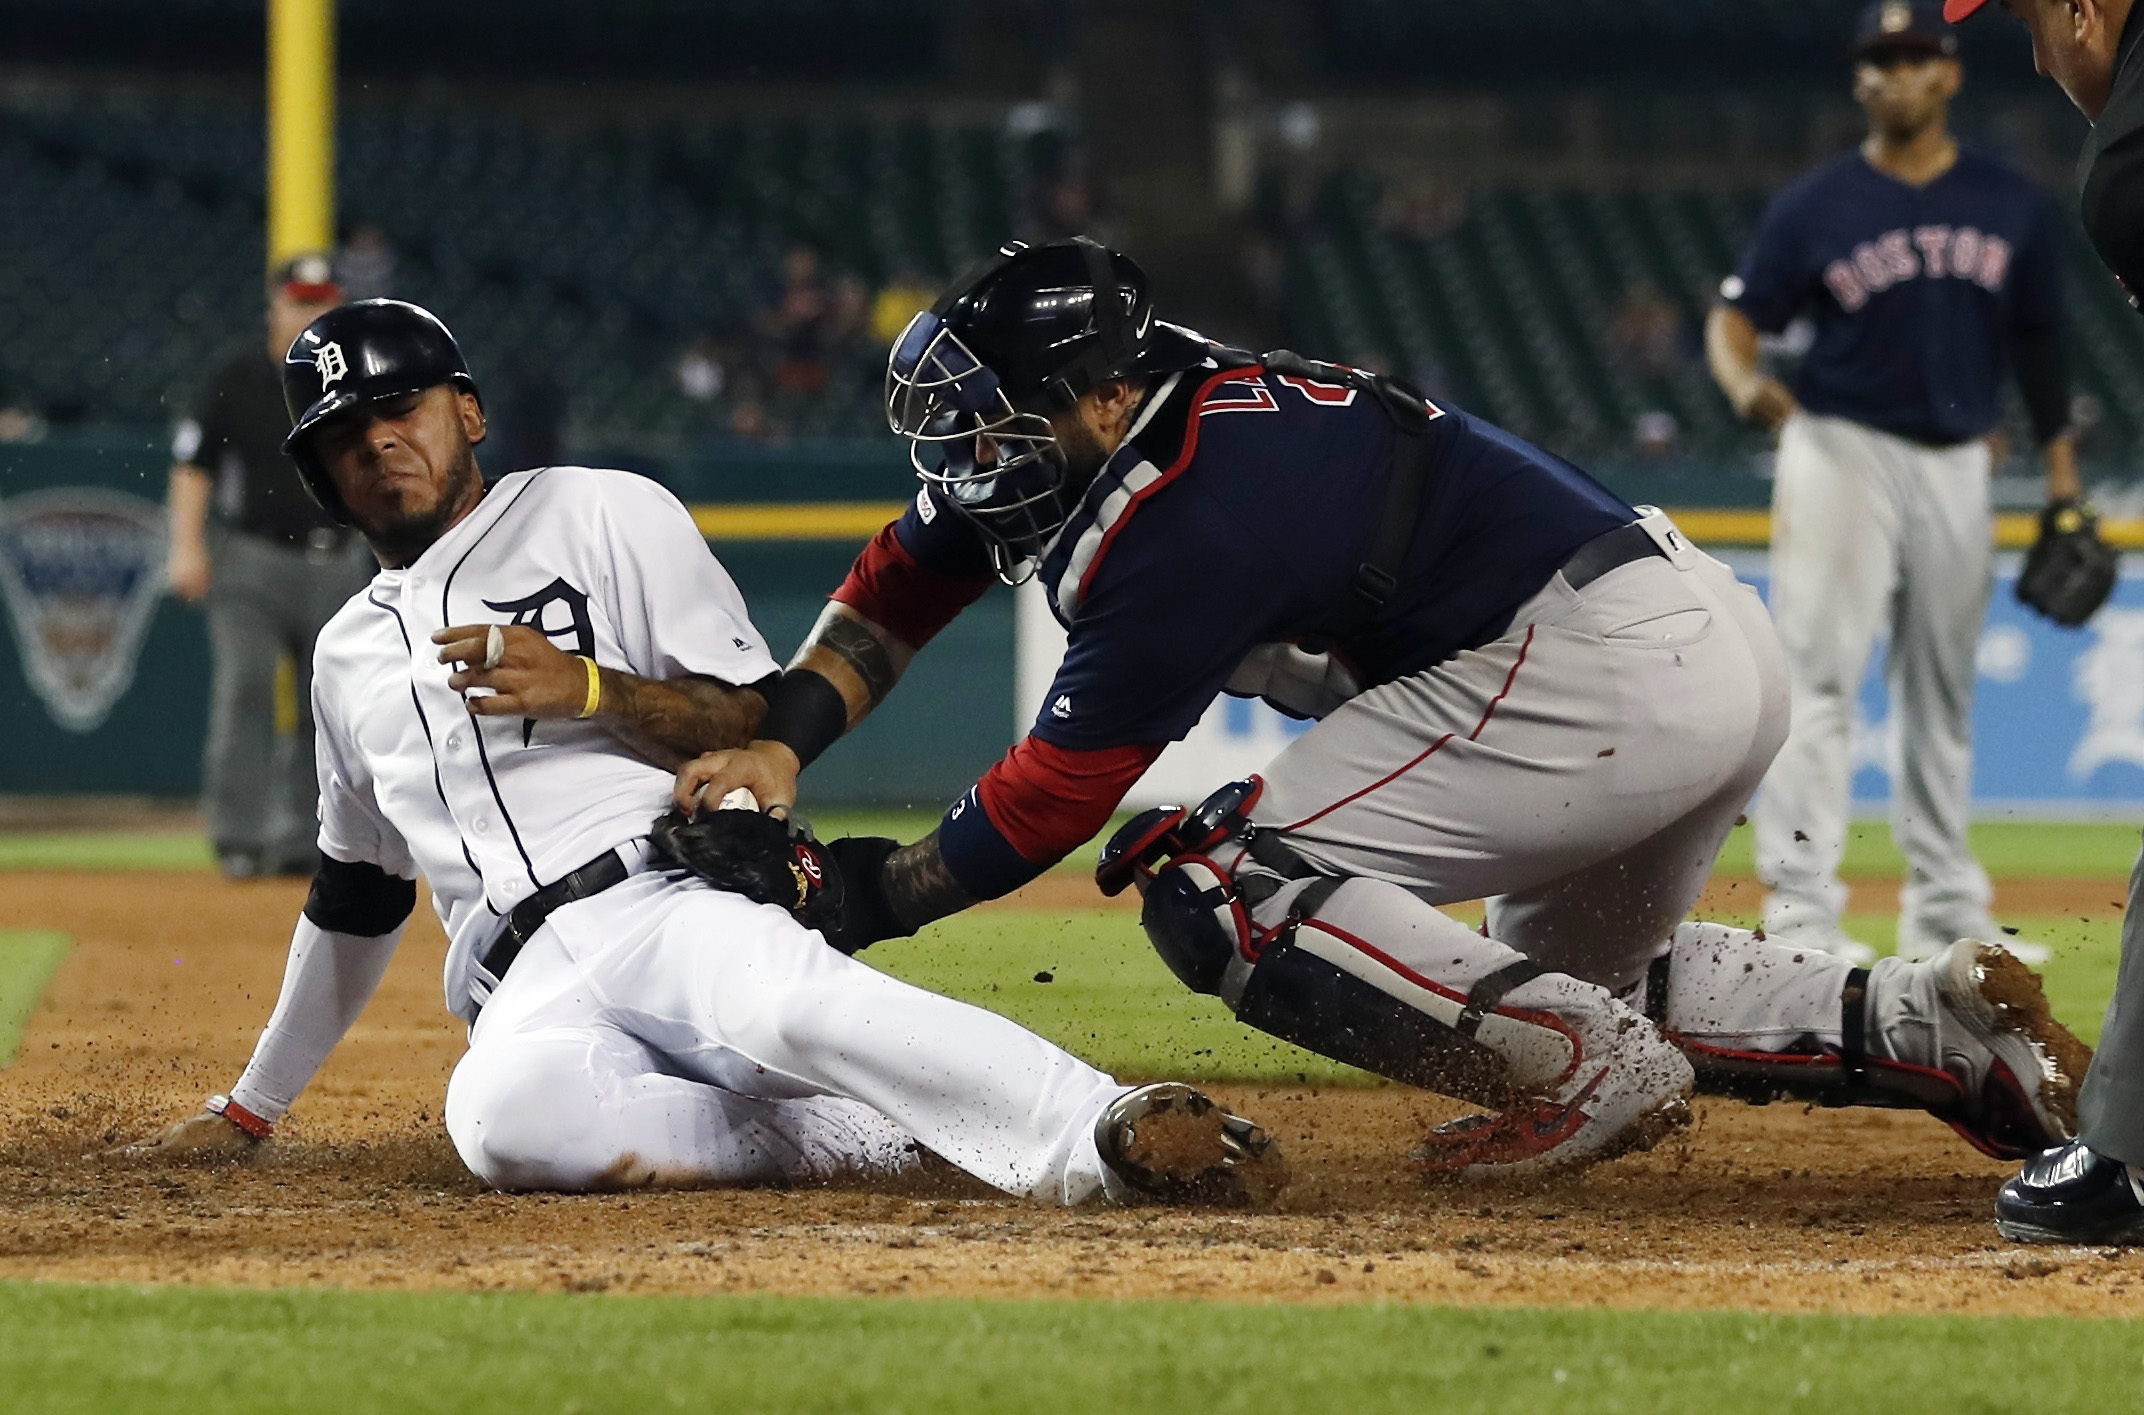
717,787,760,812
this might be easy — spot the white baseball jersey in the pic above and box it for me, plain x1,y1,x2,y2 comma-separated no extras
309,465,778,1019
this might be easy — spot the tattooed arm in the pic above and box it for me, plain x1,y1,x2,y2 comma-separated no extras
878,829,978,932
789,602,916,726
672,603,918,813
592,670,767,771
434,623,766,770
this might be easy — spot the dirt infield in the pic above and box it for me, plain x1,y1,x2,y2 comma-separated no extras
3,870,2140,1316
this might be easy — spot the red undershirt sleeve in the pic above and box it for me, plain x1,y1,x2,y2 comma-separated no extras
936,737,1165,899
829,522,993,650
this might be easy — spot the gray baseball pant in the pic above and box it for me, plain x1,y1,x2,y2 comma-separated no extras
2080,841,2144,1167
203,530,373,866
1754,412,1995,945
1241,528,1922,1059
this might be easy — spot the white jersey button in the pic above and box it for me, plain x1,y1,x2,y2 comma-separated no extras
473,816,492,835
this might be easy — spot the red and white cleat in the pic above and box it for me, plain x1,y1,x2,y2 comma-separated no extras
1409,1000,1695,1181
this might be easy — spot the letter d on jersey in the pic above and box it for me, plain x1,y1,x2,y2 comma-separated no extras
0,488,168,732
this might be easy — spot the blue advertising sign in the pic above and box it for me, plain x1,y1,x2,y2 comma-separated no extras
1739,559,2144,812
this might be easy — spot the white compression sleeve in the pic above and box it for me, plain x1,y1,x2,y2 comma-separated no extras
227,916,404,1123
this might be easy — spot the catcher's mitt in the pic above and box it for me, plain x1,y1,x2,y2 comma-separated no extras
646,806,904,954
2017,499,2117,628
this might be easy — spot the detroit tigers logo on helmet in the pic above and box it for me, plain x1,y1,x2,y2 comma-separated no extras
315,341,348,386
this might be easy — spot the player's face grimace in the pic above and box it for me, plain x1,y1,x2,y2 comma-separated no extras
315,384,487,565
1854,52,1962,134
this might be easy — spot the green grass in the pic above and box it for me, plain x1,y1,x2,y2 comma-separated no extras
2,1282,2139,1415
871,910,1375,1084
1711,819,2142,880
0,929,69,1065
0,830,216,872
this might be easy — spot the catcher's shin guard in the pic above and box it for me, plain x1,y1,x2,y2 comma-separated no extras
1101,782,1584,1107
1644,929,2089,1160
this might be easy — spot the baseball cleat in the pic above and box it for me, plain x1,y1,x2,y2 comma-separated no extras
1409,1010,1695,1181
1996,1140,2144,1246
1095,1082,1288,1206
1926,940,2091,1159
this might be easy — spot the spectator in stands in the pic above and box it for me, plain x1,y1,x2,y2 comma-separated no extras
1377,180,1470,243
756,245,837,394
1634,409,1682,456
1607,281,1690,378
336,223,396,300
166,255,375,878
675,336,728,403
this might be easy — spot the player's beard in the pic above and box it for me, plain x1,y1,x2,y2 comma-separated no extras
355,440,485,567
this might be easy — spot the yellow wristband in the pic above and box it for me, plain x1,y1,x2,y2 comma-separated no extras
576,656,602,719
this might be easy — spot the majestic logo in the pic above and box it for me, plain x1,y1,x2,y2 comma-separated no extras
315,340,348,386
1050,693,1073,720
2069,607,2144,782
484,577,595,744
0,488,167,733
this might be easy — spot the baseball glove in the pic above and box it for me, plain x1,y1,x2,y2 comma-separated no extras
646,807,905,955
2017,499,2118,628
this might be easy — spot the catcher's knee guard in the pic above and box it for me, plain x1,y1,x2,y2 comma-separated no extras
1098,781,1578,1106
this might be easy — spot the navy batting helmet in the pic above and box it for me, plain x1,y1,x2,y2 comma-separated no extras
280,299,481,524
885,238,1208,578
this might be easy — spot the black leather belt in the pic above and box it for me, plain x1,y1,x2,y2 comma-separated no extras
475,848,630,984
1560,520,1668,592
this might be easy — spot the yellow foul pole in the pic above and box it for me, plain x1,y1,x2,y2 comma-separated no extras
267,0,335,267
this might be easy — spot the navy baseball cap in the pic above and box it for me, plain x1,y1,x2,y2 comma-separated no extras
1854,0,1961,57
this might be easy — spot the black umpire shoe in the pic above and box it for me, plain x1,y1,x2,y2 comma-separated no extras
1996,1139,2144,1245
1096,1083,1288,1207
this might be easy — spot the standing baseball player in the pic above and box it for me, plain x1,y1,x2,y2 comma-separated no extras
1947,0,2144,1244
126,298,1285,1207
675,237,2087,1178
1707,0,2080,967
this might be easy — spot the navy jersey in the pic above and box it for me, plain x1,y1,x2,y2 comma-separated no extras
885,360,1634,754
1725,146,2063,446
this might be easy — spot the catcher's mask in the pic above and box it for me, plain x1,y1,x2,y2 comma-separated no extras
885,237,1205,582
280,298,482,525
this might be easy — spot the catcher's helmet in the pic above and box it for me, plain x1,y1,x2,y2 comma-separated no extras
885,238,1207,579
280,299,481,524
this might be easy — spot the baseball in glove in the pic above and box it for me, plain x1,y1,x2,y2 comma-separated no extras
2017,499,2118,628
646,804,907,955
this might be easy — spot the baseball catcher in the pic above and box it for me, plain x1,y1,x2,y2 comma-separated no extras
674,237,2090,1179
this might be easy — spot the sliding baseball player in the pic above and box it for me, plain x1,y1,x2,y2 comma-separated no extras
124,298,1284,1206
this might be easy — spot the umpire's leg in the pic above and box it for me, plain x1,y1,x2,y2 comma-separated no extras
271,540,374,868
202,531,285,871
2078,841,2144,1168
